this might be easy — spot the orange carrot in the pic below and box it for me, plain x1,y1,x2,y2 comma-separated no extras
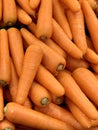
57,70,98,119
0,86,4,121
7,27,24,77
87,0,97,10
2,0,17,26
20,28,66,75
81,0,98,53
15,44,43,105
52,19,83,59
66,98,92,128
29,0,40,9
60,0,81,12
35,102,83,130
4,102,75,130
0,118,15,130
53,0,72,39
35,65,65,96
66,8,87,54
0,0,2,21
35,0,52,40
29,81,51,107
0,29,11,86
17,5,32,25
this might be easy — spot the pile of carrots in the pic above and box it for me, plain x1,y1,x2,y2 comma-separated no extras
1,0,98,130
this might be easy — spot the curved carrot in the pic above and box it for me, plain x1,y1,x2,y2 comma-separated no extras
0,29,11,86
57,70,98,119
29,81,52,107
4,102,75,130
35,65,65,96
15,44,43,105
20,28,66,76
35,0,52,40
29,0,40,9
52,19,83,59
72,67,98,106
2,0,17,26
7,27,24,77
0,0,2,21
53,0,72,40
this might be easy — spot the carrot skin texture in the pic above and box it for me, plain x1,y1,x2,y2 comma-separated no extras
0,86,4,121
0,0,2,21
4,102,75,130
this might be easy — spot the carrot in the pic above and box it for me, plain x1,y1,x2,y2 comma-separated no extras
65,98,92,128
60,0,80,12
17,5,32,25
2,0,17,26
0,0,2,21
29,81,52,107
72,67,98,106
35,103,83,130
20,27,66,75
16,0,35,15
7,27,24,77
4,102,75,130
52,19,83,59
0,86,4,121
15,44,43,105
29,0,40,9
35,64,65,96
87,0,98,10
57,70,98,119
0,118,15,130
35,0,52,40
66,8,87,54
0,29,11,86
66,55,89,72
81,0,98,53
52,0,72,40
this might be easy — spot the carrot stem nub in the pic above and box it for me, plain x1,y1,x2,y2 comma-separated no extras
4,127,13,130
57,64,65,71
40,97,49,106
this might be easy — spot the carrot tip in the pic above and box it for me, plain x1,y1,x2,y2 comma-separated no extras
39,35,47,41
56,64,65,72
0,80,7,87
40,97,50,106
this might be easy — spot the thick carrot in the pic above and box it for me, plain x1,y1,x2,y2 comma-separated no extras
81,0,98,53
35,64,65,96
7,27,24,77
57,70,98,119
52,19,83,59
15,44,43,105
4,102,75,130
0,0,2,21
66,55,89,72
0,86,4,121
29,81,52,107
35,0,52,40
0,29,11,86
66,8,87,54
35,103,83,130
0,118,15,130
29,0,40,9
20,28,66,75
2,0,17,26
60,0,80,12
17,5,32,25
72,67,98,106
66,98,92,128
52,0,72,40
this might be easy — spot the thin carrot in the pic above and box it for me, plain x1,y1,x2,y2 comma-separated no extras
65,98,92,128
35,0,52,40
4,102,75,130
66,8,87,54
60,0,81,12
0,86,4,121
35,64,65,97
29,81,51,107
0,29,11,86
0,118,15,130
20,28,66,76
2,0,17,26
7,27,24,77
57,70,98,119
52,0,72,40
17,5,32,25
0,0,2,21
29,0,40,9
15,44,43,105
52,19,83,59
81,0,98,53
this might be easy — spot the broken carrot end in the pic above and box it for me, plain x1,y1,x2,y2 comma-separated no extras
57,64,65,72
6,21,15,27
40,97,50,106
39,35,48,41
